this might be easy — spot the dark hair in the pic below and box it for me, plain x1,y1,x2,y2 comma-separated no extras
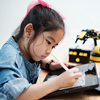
13,4,65,43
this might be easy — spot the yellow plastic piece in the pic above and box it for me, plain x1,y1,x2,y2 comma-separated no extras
75,58,80,62
79,31,87,39
83,53,87,57
79,52,83,56
97,32,100,39
90,55,100,62
73,52,77,55
94,46,100,54
69,51,73,55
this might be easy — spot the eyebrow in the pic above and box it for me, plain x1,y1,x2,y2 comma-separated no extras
48,36,58,45
48,36,55,42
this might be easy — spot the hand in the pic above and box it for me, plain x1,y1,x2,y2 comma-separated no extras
57,67,82,89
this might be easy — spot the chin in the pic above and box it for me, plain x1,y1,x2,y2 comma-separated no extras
36,60,41,62
34,58,41,62
32,56,41,61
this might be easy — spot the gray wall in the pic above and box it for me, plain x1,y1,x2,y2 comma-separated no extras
0,0,100,53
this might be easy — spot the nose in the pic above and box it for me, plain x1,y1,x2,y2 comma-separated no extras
46,47,52,55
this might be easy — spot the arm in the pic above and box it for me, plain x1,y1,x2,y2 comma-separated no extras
40,58,49,70
41,58,76,71
17,67,82,100
16,75,60,100
40,59,58,71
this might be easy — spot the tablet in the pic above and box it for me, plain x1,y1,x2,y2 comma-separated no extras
43,62,99,97
95,78,100,91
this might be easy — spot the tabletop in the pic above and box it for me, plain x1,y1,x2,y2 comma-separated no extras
37,53,100,100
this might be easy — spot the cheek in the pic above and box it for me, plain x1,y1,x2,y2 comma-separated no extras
29,38,47,56
30,43,43,55
34,44,45,53
33,46,40,53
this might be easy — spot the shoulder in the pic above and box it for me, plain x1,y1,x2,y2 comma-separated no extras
0,42,23,68
0,44,18,59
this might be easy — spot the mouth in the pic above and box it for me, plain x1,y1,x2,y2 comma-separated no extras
41,56,47,59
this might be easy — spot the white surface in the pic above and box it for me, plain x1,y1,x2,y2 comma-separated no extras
0,0,100,53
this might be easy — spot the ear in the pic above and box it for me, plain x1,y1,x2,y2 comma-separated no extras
24,23,34,38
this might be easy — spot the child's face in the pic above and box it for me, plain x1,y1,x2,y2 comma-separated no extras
29,29,64,61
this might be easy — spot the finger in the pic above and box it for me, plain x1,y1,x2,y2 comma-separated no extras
74,72,82,78
64,63,76,67
68,63,76,66
75,78,78,83
70,67,79,73
68,63,76,67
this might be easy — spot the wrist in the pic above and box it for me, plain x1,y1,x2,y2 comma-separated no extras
46,60,54,71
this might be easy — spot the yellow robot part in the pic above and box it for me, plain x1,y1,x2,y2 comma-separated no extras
94,46,100,54
79,31,87,39
90,55,100,62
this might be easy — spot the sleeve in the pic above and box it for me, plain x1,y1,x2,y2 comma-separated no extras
0,50,32,100
3,78,31,100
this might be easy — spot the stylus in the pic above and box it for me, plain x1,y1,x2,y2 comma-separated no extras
51,52,69,71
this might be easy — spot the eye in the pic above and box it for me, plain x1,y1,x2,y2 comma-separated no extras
52,46,55,49
46,39,56,49
46,40,51,44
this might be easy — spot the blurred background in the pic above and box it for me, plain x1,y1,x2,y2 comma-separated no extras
0,0,100,53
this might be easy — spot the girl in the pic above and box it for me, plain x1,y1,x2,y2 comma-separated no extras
0,0,82,100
